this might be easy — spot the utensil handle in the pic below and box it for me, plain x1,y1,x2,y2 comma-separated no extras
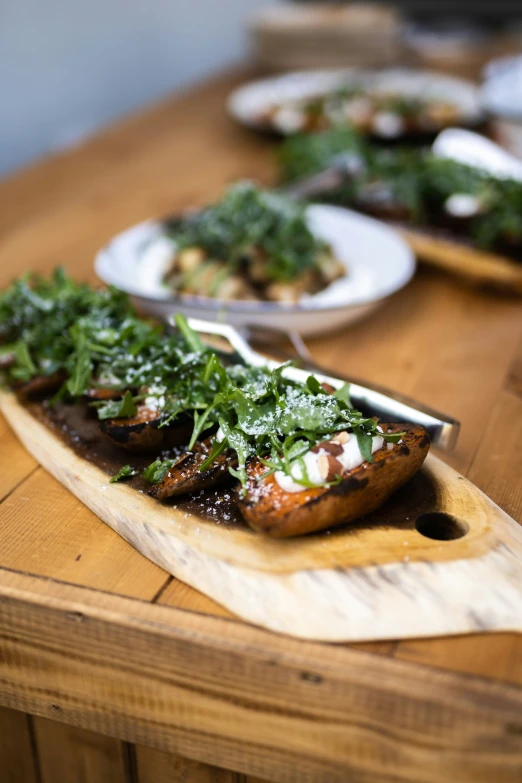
182,318,459,452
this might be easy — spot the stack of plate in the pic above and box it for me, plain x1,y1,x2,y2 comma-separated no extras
250,3,404,71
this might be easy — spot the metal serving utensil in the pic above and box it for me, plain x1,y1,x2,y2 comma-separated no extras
280,151,366,201
179,318,460,452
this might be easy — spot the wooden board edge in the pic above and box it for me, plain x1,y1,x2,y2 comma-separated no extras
1,389,521,641
397,226,522,293
0,567,522,783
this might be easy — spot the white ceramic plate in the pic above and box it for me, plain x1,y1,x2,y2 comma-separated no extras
228,68,483,136
94,205,415,338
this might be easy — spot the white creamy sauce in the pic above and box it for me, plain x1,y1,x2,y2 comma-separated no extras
273,106,306,134
372,111,404,138
275,434,384,494
443,193,481,219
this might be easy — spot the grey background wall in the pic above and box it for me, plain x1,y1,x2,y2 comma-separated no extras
0,0,274,178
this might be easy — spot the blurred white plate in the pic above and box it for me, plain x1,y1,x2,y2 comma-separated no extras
94,205,415,338
228,68,483,136
433,128,522,182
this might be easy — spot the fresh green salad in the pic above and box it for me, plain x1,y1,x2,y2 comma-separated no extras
278,128,522,255
0,271,401,490
161,182,344,302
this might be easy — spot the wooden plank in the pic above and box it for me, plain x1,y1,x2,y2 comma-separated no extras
158,580,235,619
0,468,168,599
0,707,38,783
0,570,521,783
0,414,37,503
33,717,127,783
157,582,396,657
136,745,234,783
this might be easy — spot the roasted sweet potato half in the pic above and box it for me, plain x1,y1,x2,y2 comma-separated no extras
85,386,125,401
236,423,430,538
14,372,66,399
150,437,237,500
99,405,192,453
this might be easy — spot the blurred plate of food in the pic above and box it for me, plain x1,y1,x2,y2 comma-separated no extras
228,68,484,141
481,54,522,159
278,127,522,293
95,183,414,337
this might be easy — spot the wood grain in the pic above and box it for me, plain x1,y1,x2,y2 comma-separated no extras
0,707,38,783
136,745,234,783
0,414,37,503
159,579,235,619
33,718,128,783
0,466,168,598
0,569,522,783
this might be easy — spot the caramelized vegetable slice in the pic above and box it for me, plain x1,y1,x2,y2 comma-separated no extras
85,386,125,401
236,423,430,538
99,405,192,453
150,437,237,500
14,372,66,399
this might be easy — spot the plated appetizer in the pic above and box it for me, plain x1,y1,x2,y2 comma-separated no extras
0,272,430,538
259,86,461,139
279,128,522,266
144,183,345,303
228,69,483,142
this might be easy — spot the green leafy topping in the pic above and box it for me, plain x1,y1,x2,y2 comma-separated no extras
12,341,37,382
93,390,138,420
2,270,401,491
165,181,330,283
143,458,177,485
278,128,522,254
174,313,205,354
110,464,137,483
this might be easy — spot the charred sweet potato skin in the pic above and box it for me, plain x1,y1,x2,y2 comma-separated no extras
236,424,430,538
14,372,66,399
149,438,237,500
99,406,192,453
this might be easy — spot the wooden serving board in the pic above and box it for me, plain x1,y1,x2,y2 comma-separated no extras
397,226,522,294
1,389,521,643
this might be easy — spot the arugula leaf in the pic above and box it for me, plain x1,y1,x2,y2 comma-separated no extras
334,382,352,405
174,313,205,354
354,427,374,464
11,341,37,381
94,390,138,420
110,464,137,483
143,458,177,485
66,330,92,396
306,375,327,395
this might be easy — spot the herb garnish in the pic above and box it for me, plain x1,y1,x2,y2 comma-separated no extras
165,182,330,283
278,128,522,254
2,271,400,490
110,465,137,483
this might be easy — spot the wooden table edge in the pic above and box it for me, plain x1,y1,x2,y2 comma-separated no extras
1,565,521,783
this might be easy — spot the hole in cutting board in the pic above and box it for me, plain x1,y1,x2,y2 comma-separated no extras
415,512,468,541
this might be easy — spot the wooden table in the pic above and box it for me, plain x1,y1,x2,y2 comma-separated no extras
0,69,521,783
